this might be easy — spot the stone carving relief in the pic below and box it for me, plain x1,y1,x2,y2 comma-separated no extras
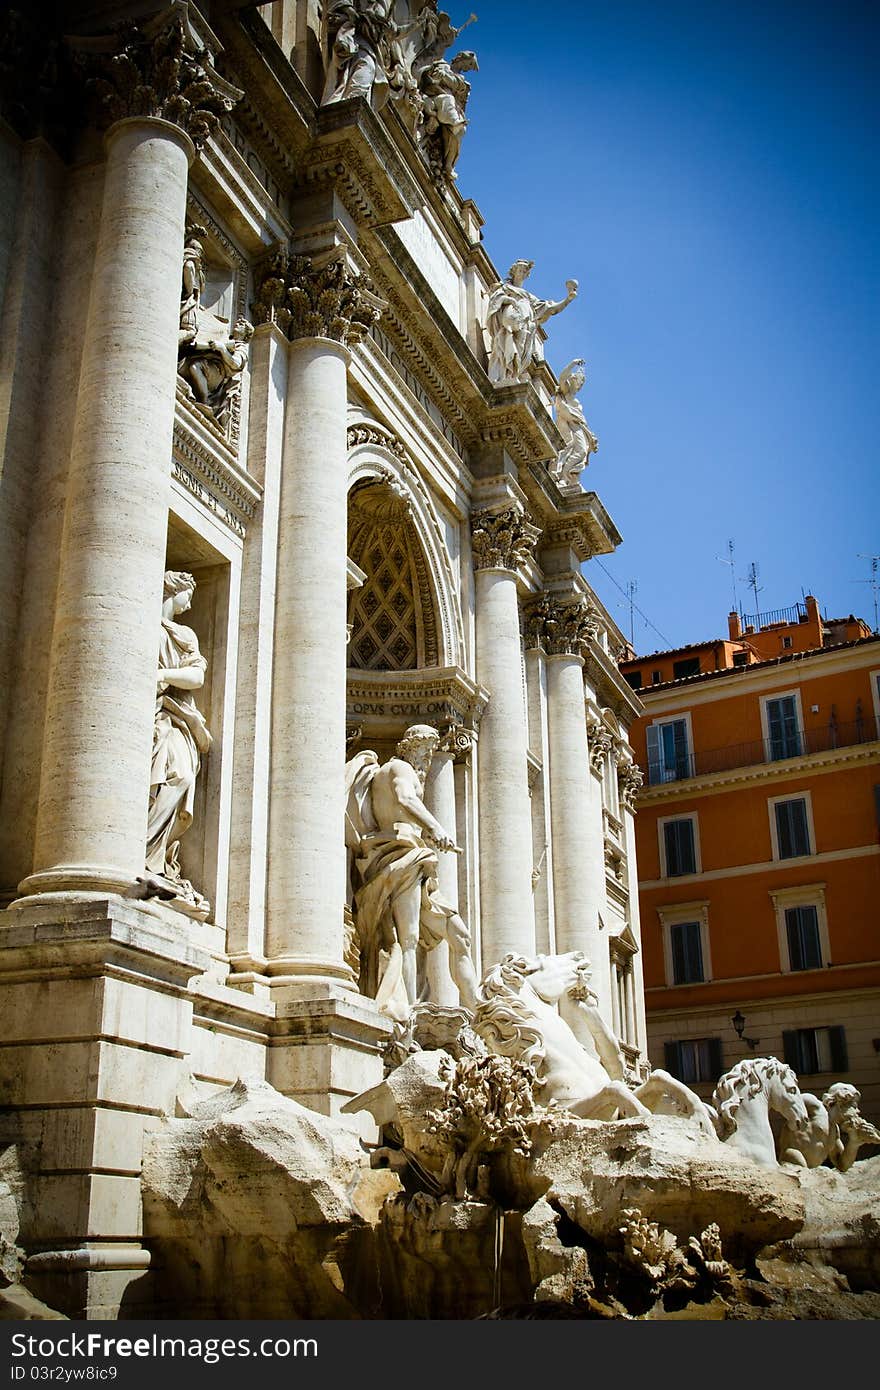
321,2,479,184
617,758,644,812
485,260,578,385
177,224,253,439
82,5,242,150
470,507,540,574
144,570,212,919
345,725,479,1019
551,358,599,489
425,1052,540,1199
778,1082,880,1172
253,245,384,346
524,595,599,657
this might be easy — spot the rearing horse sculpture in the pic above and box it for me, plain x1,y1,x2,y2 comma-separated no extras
711,1057,810,1166
473,952,716,1133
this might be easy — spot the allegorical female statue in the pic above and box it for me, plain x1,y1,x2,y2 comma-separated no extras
552,358,599,487
485,259,578,384
145,571,213,917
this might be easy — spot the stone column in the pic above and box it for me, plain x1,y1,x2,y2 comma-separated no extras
424,731,462,1006
258,249,382,989
533,597,612,1024
472,508,539,967
20,16,240,898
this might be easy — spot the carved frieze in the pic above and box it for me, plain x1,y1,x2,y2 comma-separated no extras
470,508,540,574
524,595,599,656
84,7,242,150
253,245,384,347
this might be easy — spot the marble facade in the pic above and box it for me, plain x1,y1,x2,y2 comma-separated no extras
0,1,644,1318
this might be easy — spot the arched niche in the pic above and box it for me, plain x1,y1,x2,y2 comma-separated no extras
347,422,465,673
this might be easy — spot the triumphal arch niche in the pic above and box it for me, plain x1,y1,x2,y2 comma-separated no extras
0,0,643,1316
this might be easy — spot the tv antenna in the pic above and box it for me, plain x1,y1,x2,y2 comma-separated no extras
744,561,763,619
624,579,638,648
853,554,880,634
715,538,739,613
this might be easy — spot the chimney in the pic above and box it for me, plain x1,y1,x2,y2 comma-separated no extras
728,611,742,639
805,594,820,625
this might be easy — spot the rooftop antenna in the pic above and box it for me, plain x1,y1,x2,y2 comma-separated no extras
715,538,739,613
624,579,638,648
853,554,880,634
745,561,763,622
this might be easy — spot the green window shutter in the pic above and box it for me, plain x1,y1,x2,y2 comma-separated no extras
781,1030,799,1069
646,725,661,784
828,1026,848,1072
664,1041,681,1078
707,1038,723,1079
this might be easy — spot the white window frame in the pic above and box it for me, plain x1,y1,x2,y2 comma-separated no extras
646,710,694,783
658,812,701,878
767,790,815,862
769,883,830,973
657,900,712,987
759,687,805,760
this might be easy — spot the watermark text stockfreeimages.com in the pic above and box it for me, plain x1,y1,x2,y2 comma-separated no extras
10,1332,317,1371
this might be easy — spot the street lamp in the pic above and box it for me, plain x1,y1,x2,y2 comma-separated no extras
731,1009,760,1050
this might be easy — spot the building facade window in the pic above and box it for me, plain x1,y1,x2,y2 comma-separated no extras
769,794,813,859
658,900,712,987
782,1025,847,1075
762,692,803,761
659,814,698,877
670,920,703,983
646,715,693,784
784,904,823,970
663,1037,722,1085
673,656,700,680
770,884,830,973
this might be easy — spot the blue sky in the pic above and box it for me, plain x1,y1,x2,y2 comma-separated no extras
453,0,879,651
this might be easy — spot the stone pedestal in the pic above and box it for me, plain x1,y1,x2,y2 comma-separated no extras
0,897,210,1318
20,118,194,899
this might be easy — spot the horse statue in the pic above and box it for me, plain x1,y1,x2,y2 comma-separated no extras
777,1081,880,1171
711,1057,810,1166
473,951,715,1133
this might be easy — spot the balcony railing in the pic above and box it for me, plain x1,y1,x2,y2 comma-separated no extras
645,717,879,785
740,602,807,629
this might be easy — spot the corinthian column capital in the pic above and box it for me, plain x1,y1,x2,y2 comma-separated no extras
84,3,242,151
524,595,600,656
253,246,384,347
470,507,540,574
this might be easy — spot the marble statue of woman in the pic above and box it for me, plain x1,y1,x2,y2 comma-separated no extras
485,260,578,385
322,0,396,108
552,358,599,487
145,571,213,918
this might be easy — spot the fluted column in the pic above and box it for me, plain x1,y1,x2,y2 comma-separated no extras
21,15,240,897
472,508,539,966
530,597,612,1021
423,729,463,1005
259,249,382,985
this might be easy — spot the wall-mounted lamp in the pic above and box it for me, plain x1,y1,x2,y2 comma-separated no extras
731,1009,760,1050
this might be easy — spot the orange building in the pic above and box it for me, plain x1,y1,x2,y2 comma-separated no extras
619,597,880,1121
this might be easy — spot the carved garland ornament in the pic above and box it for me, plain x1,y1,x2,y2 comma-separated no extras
470,508,540,574
85,8,242,150
253,246,383,347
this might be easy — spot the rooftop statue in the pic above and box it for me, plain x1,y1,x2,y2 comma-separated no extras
485,260,578,385
345,725,479,1019
322,0,398,108
416,50,478,181
552,358,599,488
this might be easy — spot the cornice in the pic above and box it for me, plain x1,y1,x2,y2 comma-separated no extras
635,738,880,806
347,665,489,735
584,642,644,724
